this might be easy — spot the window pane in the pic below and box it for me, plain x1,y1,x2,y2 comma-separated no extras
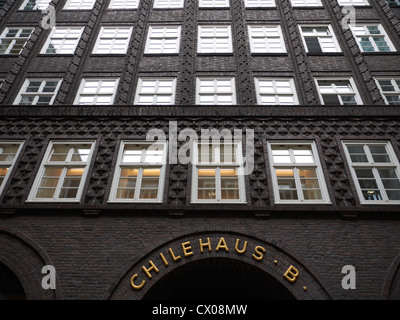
197,168,216,199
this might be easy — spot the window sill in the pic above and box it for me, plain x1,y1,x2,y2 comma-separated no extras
143,53,179,57
361,51,398,55
107,200,164,203
89,53,127,57
306,52,344,56
251,52,288,56
197,53,234,56
25,199,81,203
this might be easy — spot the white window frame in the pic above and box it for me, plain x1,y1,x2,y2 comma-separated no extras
134,77,177,105
191,140,246,204
299,25,341,53
108,0,139,9
374,77,400,105
40,26,84,54
349,24,396,52
199,0,229,7
63,0,96,9
108,141,167,203
0,141,24,195
0,27,34,55
315,77,363,105
19,0,51,10
244,0,276,7
248,25,286,53
27,141,96,202
144,25,181,54
197,25,233,54
254,77,299,105
153,0,184,8
268,141,331,204
73,78,120,105
196,77,237,105
337,0,369,5
290,0,323,6
13,78,62,105
342,141,400,204
92,26,133,54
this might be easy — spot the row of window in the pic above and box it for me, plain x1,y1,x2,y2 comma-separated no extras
14,0,397,11
7,76,400,105
2,139,400,204
0,22,396,56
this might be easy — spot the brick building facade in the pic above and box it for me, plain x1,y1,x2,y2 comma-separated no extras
0,0,399,300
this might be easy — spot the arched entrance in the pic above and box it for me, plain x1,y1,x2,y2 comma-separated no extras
0,262,26,300
143,258,295,300
108,231,331,300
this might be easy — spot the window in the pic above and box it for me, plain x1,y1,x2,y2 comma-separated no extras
108,0,139,9
134,78,176,105
315,78,362,105
0,27,34,54
41,27,84,54
199,0,229,7
337,0,369,5
154,0,183,8
343,141,400,204
192,141,246,203
64,0,96,9
92,26,133,54
255,78,299,105
28,141,95,202
268,141,330,203
20,0,51,10
0,142,24,195
144,26,181,54
350,24,396,52
197,25,232,53
244,0,276,7
196,77,236,105
386,0,400,7
74,78,119,105
299,25,341,53
14,78,62,105
290,0,322,6
109,141,167,202
375,78,400,105
248,25,286,53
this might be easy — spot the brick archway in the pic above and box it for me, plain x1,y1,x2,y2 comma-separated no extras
108,231,331,300
0,227,61,300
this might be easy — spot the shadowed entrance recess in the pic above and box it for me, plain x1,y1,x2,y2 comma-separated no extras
142,258,295,300
0,262,26,300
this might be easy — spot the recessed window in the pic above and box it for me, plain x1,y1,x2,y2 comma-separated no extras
197,25,232,53
154,0,183,8
199,0,229,7
191,141,246,203
337,0,369,5
41,27,84,54
244,0,276,7
375,78,400,105
343,141,400,204
144,25,181,54
196,77,236,105
248,25,286,53
350,24,396,52
299,25,341,53
74,78,119,105
0,142,24,195
108,0,139,9
290,0,322,6
28,141,95,202
386,0,400,7
19,0,51,10
64,0,96,9
109,141,167,202
315,78,362,105
14,78,62,105
0,27,34,55
134,78,176,105
92,26,133,54
268,141,330,204
255,78,299,105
